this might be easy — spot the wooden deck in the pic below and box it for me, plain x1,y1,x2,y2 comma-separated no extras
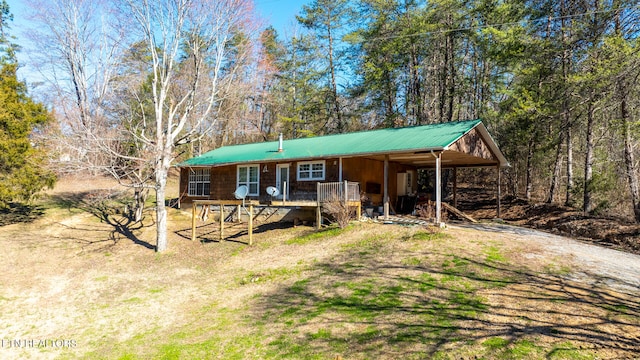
190,199,361,245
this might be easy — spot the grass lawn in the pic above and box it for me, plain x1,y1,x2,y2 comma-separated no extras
0,177,638,359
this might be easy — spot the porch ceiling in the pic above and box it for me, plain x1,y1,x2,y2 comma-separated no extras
366,149,499,168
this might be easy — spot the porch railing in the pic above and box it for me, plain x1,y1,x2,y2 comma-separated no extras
317,181,360,203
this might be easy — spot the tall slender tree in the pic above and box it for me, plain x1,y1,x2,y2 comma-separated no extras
297,0,352,132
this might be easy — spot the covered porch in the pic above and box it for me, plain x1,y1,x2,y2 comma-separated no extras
353,123,508,226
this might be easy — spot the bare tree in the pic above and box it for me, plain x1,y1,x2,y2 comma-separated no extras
26,0,121,133
26,0,154,222
27,0,257,251
116,0,256,251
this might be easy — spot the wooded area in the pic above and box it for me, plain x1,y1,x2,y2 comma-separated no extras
1,0,639,251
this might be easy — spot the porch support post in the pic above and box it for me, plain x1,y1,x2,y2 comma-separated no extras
344,180,348,204
453,167,458,208
191,202,197,241
316,182,322,229
496,165,502,219
178,169,182,209
219,204,224,241
436,152,442,225
339,157,343,182
248,203,253,245
384,154,390,220
236,204,242,223
282,181,287,205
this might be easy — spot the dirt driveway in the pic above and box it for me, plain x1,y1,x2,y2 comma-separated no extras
451,222,640,293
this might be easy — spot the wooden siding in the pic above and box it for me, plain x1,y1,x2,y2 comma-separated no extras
446,127,497,163
178,157,415,208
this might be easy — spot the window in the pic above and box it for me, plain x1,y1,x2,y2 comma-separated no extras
297,160,325,181
188,168,210,196
237,165,259,196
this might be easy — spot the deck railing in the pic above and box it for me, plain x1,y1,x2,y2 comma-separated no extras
317,181,360,203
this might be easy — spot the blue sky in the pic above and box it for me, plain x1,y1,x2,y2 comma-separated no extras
5,0,311,82
255,0,310,34
6,0,310,39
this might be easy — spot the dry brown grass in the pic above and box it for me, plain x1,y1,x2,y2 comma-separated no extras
0,177,639,359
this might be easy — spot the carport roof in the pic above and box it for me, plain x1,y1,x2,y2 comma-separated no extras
178,119,508,168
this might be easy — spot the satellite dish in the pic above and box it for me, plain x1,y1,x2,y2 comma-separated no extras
266,186,280,197
234,185,249,200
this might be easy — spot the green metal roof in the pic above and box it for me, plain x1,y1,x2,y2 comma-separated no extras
179,119,486,167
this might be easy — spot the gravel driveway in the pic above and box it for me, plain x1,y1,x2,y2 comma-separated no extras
450,222,640,293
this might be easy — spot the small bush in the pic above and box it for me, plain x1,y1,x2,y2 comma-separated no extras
323,197,355,229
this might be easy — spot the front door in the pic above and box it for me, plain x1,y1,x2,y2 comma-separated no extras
276,164,290,199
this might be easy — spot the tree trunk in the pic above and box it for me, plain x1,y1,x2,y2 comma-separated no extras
438,37,447,122
565,125,574,206
133,186,148,222
155,178,167,252
526,137,535,201
583,102,595,214
560,0,574,207
155,152,171,252
622,94,640,222
446,25,455,122
547,132,564,204
326,23,342,132
409,42,422,125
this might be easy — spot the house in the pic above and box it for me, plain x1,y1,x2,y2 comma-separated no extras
177,119,508,225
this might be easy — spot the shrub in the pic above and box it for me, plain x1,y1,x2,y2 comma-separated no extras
322,197,355,229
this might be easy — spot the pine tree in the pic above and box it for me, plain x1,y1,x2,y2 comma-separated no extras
0,1,55,207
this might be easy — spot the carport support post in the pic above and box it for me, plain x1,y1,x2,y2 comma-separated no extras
496,165,502,219
436,152,442,225
384,155,390,220
453,167,458,208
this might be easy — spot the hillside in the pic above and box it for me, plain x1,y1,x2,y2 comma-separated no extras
0,179,639,359
454,187,640,256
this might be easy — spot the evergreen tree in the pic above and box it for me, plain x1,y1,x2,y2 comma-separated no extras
0,0,55,207
297,0,353,133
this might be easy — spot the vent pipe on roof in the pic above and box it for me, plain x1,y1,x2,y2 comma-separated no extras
278,133,283,152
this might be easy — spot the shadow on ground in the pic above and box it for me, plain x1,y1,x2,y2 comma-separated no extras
46,190,155,251
0,203,46,226
175,220,300,245
250,231,640,359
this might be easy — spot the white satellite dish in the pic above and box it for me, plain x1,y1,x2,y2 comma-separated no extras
233,185,249,200
266,186,280,197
